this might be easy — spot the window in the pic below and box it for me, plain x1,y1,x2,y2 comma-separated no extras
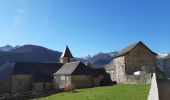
61,76,65,80
67,77,69,81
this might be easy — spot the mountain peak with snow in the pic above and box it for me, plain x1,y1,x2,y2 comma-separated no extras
0,45,14,52
82,54,92,60
0,45,20,52
157,53,169,59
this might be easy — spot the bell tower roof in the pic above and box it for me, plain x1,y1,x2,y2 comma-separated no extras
60,46,73,58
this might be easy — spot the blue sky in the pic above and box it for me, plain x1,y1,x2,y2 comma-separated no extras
0,0,170,57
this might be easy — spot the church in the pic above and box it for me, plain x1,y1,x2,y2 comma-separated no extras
11,46,108,94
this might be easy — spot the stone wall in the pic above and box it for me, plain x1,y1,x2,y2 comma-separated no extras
71,75,93,88
163,58,170,78
54,75,106,89
106,70,115,82
11,75,33,93
34,82,52,91
125,43,156,75
54,75,71,89
126,73,152,84
113,56,126,83
106,60,117,82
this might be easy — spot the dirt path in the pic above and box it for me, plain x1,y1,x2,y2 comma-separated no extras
157,79,170,100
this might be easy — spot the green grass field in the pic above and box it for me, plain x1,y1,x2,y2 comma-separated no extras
39,84,150,100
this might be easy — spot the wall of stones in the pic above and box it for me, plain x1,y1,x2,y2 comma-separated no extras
125,44,156,75
71,75,92,88
54,75,71,89
34,82,52,91
54,75,108,89
106,60,117,82
11,75,33,93
106,70,115,82
34,82,44,91
112,56,126,83
126,74,152,84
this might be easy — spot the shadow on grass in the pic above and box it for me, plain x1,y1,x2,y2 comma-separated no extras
68,90,81,93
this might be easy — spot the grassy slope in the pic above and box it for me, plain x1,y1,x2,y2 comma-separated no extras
39,84,150,100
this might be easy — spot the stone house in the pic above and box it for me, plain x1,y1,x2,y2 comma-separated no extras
163,54,170,78
11,45,73,93
11,45,108,93
12,62,63,93
54,45,108,89
53,61,107,89
105,41,157,84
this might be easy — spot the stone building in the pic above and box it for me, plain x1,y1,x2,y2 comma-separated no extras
54,45,108,89
53,61,107,89
105,41,157,84
11,45,73,93
11,45,108,93
163,54,170,78
12,62,63,93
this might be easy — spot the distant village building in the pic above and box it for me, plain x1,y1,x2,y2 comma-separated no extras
163,54,170,78
105,41,157,84
11,46,108,94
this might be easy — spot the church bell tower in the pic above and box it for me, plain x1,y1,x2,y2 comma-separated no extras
60,46,74,64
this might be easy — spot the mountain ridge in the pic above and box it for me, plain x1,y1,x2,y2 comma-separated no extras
0,44,169,82
0,44,118,82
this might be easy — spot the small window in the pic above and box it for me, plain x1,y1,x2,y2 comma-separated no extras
61,76,65,80
67,77,69,81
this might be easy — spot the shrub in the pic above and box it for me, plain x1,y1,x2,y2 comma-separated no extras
64,83,75,92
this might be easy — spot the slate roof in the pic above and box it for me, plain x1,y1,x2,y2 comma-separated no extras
115,41,157,58
54,61,106,75
13,62,63,82
60,46,73,58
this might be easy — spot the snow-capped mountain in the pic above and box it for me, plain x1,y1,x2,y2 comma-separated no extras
78,51,118,66
0,45,14,52
157,53,169,59
156,53,170,72
81,54,92,60
0,45,20,52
